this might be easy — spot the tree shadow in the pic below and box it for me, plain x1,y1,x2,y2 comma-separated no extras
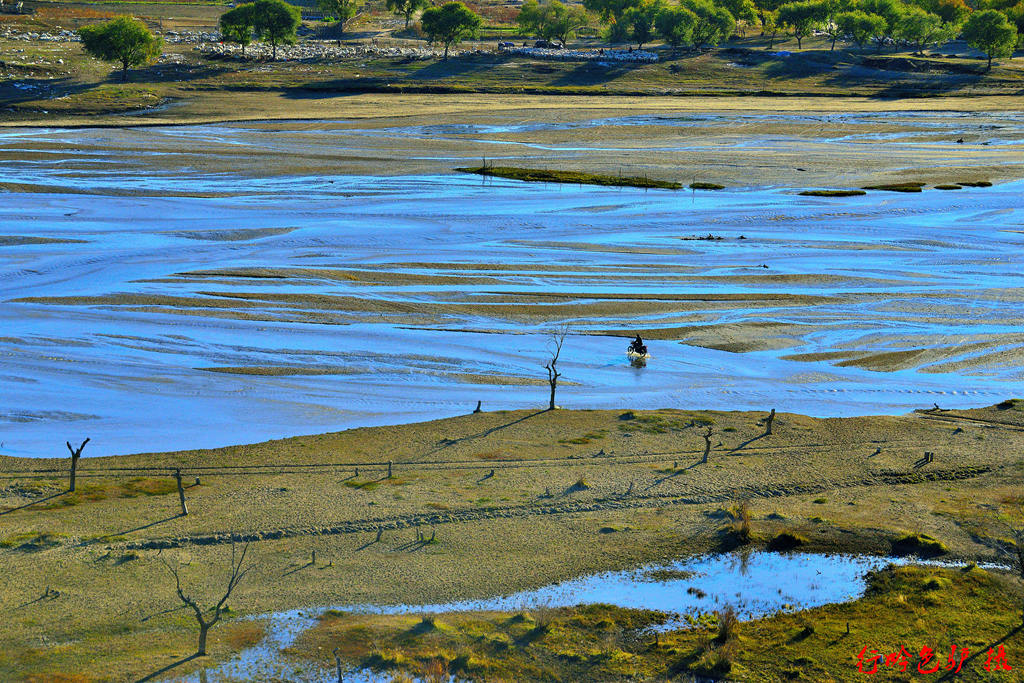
135,653,199,683
729,432,767,454
108,514,181,538
423,410,546,456
0,489,67,516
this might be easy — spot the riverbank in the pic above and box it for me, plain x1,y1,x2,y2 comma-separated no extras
0,404,1021,681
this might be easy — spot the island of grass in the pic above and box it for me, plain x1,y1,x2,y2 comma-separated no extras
799,189,867,197
455,166,682,190
861,182,927,193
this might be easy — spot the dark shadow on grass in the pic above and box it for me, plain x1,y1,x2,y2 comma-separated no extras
729,433,767,453
135,653,200,683
0,489,67,516
423,410,546,456
109,514,181,538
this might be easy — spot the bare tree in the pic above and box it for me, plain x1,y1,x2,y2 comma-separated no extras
544,327,568,411
163,543,254,656
701,426,713,464
66,438,89,492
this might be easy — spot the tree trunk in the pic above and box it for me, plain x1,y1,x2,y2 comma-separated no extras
548,379,556,410
69,454,78,492
988,53,992,69
831,36,836,50
197,621,210,656
121,63,128,82
175,469,189,516
796,35,802,49
273,42,277,59
405,12,410,29
444,43,449,60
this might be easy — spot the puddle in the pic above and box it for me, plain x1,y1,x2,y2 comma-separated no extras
165,551,964,682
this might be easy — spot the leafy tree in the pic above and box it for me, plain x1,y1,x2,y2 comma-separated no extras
720,0,758,31
220,4,256,57
859,0,905,48
926,0,971,25
421,1,481,58
762,7,781,45
78,15,162,82
518,0,590,45
979,0,1023,43
777,0,824,48
623,0,664,47
682,0,736,46
836,8,886,47
754,0,788,30
251,0,300,59
584,0,638,41
656,3,698,48
962,8,1017,67
387,0,428,29
318,0,363,34
896,6,955,53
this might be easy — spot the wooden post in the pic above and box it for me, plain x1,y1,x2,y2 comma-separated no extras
473,400,482,413
334,647,343,682
387,461,393,479
766,408,776,435
376,527,383,543
65,438,89,492
174,468,189,516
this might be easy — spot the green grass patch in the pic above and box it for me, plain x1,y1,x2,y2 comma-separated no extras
958,180,993,187
767,531,807,551
343,479,381,491
689,182,725,190
798,189,867,196
934,184,962,190
455,166,682,190
861,182,926,192
891,532,948,557
0,530,67,551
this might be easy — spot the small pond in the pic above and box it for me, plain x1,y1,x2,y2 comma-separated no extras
167,551,963,682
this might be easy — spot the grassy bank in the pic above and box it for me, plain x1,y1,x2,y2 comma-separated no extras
456,165,683,189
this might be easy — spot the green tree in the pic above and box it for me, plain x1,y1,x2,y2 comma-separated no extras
318,0,363,35
859,0,905,48
251,0,300,59
836,9,886,47
78,15,162,82
720,0,758,34
896,6,956,53
623,0,664,47
656,3,698,48
518,0,590,45
962,8,1017,67
387,0,428,29
421,1,481,58
926,0,971,25
762,7,781,46
219,4,256,57
777,0,824,47
682,0,736,46
583,0,638,42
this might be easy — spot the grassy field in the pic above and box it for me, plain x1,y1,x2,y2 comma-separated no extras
1,0,1023,125
1,403,1022,681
